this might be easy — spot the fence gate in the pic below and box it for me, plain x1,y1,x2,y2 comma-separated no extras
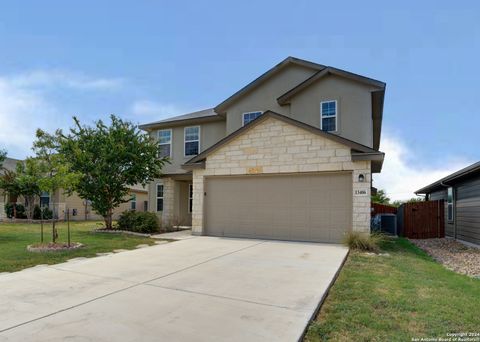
400,200,444,239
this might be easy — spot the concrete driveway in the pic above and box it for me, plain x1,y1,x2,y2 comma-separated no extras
0,235,348,342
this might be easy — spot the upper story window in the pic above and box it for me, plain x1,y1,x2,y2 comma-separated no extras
184,126,200,156
158,129,172,158
447,187,454,222
320,100,337,132
242,111,263,126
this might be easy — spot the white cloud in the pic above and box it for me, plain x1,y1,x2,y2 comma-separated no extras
10,70,124,90
0,78,60,158
374,134,472,201
130,100,185,120
0,70,124,159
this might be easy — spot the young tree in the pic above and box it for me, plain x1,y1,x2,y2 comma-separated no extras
371,189,391,205
57,115,168,229
33,130,78,242
15,158,43,220
0,169,21,218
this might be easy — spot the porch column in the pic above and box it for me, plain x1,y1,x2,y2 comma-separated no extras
161,178,175,228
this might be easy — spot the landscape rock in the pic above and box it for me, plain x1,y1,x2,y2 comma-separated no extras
410,238,480,277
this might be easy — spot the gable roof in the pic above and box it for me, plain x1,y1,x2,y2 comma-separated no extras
214,57,326,113
415,161,480,194
277,67,386,151
277,67,385,105
182,110,384,172
138,108,223,130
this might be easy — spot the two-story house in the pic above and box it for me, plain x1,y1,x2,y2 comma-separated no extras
139,57,386,243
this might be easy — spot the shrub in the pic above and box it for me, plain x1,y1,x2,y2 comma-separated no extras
116,210,160,234
33,205,53,220
4,203,27,219
33,205,42,219
343,231,386,253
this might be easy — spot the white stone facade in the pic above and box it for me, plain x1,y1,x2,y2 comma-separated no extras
192,117,371,235
161,178,175,227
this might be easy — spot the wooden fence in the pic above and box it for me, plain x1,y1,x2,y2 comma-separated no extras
398,200,444,239
371,202,397,217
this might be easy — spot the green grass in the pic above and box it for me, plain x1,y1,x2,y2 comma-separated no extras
305,238,480,342
0,221,156,273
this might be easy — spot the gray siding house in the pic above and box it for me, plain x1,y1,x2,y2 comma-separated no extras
139,57,386,243
416,162,480,246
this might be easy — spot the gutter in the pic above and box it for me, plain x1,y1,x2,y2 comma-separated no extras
181,161,206,171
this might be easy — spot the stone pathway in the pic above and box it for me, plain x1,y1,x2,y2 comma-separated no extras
410,238,480,277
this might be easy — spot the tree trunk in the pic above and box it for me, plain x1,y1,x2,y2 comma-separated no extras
12,198,17,219
104,208,113,229
26,196,35,220
52,200,58,243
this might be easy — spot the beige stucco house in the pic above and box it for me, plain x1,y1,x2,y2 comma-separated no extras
0,157,147,221
140,57,386,243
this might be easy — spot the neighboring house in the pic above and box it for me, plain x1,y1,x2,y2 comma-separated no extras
0,157,147,221
0,157,23,219
416,162,480,246
140,57,386,243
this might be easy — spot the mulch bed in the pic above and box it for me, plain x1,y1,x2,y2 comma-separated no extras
27,242,84,252
92,228,153,237
410,238,480,278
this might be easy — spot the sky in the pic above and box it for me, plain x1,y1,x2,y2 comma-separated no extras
0,0,478,200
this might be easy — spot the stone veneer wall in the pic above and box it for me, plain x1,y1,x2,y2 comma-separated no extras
192,117,371,235
161,178,175,228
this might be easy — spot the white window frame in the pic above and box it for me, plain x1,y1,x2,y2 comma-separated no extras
184,126,200,157
320,100,338,132
242,111,263,126
158,129,172,158
447,187,454,223
188,184,193,213
156,184,164,212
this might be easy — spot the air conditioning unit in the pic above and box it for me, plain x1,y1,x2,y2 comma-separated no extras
371,213,397,236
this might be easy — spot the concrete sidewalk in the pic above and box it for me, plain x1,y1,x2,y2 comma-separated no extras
0,236,348,342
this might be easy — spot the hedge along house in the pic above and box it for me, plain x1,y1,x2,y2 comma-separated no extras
0,157,148,221
140,57,386,243
416,161,480,247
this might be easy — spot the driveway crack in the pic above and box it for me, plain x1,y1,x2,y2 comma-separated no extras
144,283,300,312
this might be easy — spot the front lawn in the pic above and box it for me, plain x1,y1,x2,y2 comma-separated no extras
0,221,156,273
305,238,480,341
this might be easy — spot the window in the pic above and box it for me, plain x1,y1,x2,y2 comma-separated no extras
447,187,454,222
144,201,148,211
184,126,200,156
130,194,136,211
188,184,193,213
156,184,164,211
40,191,50,208
242,111,263,126
320,100,337,132
158,129,172,158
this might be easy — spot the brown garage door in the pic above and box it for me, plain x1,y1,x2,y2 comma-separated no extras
204,172,352,243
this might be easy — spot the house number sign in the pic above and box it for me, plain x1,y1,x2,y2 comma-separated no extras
354,189,368,196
